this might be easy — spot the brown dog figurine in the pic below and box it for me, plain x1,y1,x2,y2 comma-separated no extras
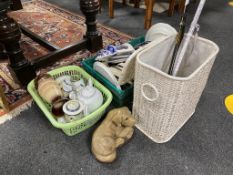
91,107,136,163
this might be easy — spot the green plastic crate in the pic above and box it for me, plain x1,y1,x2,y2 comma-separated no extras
82,36,145,107
27,65,112,136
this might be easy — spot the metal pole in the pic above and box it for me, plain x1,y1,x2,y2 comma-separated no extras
172,0,206,76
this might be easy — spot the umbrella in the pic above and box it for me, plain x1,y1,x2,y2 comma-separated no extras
172,0,207,76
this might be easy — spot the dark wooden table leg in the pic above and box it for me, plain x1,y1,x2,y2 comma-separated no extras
134,0,140,8
80,0,103,52
178,0,186,14
144,0,155,29
0,0,36,86
168,0,176,16
0,43,6,59
10,0,23,11
108,0,114,18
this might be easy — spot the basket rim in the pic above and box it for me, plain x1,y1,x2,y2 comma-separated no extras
27,65,112,129
136,35,220,81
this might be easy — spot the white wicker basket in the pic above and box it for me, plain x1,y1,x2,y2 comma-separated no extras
133,34,219,143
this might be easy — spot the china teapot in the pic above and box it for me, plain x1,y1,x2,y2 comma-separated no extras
77,79,103,115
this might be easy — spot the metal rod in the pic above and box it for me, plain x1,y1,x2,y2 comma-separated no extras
172,0,206,76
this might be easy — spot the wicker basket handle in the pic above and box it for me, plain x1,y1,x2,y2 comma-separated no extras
141,83,159,102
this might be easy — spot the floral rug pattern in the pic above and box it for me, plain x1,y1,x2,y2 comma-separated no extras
0,0,131,117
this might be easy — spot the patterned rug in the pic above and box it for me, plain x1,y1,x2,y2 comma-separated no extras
0,0,131,124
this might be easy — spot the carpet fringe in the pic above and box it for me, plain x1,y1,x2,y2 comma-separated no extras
0,100,32,125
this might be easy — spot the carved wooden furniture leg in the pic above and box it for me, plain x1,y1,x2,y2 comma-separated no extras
0,43,6,59
10,0,23,11
178,0,186,14
144,0,155,29
0,0,36,86
168,0,176,16
80,0,103,52
109,0,128,18
134,0,141,8
109,0,114,18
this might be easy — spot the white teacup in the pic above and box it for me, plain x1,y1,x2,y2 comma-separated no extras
62,100,86,122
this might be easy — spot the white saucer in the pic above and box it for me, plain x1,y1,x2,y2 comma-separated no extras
93,62,121,90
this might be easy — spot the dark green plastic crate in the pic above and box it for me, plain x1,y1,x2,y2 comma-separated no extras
82,36,145,107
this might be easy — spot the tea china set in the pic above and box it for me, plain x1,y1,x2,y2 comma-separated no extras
37,74,103,123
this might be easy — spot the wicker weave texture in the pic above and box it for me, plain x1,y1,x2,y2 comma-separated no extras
133,35,219,143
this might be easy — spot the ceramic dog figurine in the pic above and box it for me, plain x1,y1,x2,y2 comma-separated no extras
91,107,136,163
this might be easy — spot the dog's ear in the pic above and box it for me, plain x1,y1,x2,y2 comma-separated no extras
112,115,122,126
120,107,131,114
